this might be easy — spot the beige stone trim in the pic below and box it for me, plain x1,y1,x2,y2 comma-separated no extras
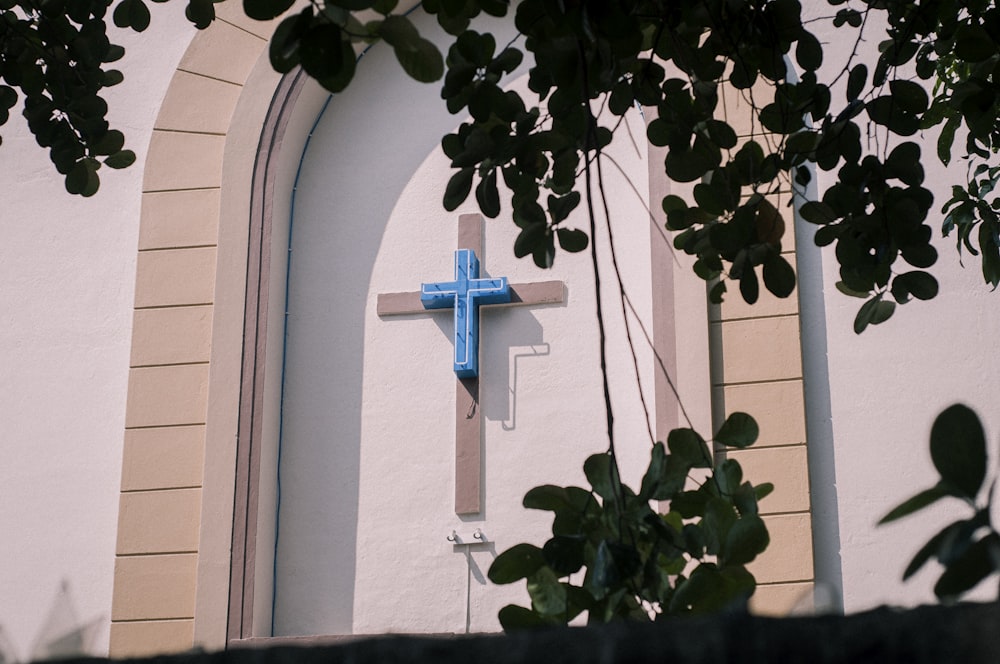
121,426,206,491
112,554,199,621
125,364,210,428
131,306,214,366
749,581,815,616
117,488,203,555
727,445,810,514
113,7,284,655
109,620,196,658
134,247,218,308
155,71,243,135
750,513,815,584
714,380,808,448
139,190,222,250
712,316,805,385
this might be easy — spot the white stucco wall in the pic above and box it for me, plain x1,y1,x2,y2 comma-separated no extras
803,6,1000,612
0,7,194,657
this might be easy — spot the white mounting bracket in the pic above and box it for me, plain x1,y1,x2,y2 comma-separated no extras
447,529,488,546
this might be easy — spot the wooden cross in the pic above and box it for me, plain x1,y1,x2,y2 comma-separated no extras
377,213,565,514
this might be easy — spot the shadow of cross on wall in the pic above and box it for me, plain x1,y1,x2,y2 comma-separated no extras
377,213,565,515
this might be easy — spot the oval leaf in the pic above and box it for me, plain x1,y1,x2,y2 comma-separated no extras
488,543,545,584
930,404,987,499
715,412,759,449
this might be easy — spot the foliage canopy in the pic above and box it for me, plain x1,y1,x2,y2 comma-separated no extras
3,0,1000,330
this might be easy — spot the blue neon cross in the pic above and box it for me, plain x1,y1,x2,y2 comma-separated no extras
421,248,511,378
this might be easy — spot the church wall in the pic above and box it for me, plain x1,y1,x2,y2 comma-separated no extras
0,4,195,659
7,1,1000,661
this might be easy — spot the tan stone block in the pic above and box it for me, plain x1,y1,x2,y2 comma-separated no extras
178,19,266,85
131,306,213,366
726,446,810,514
749,513,814,584
121,426,205,491
109,620,195,658
749,582,815,616
213,0,281,39
716,380,807,447
718,255,799,321
117,488,202,555
134,247,217,308
156,71,242,135
112,554,198,620
139,189,220,250
713,316,803,385
125,365,210,428
143,131,225,192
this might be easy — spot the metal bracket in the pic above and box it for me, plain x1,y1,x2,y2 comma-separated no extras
446,529,488,546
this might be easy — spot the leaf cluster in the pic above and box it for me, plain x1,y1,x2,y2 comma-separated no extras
259,0,998,330
0,0,219,194
487,412,773,628
880,404,1000,601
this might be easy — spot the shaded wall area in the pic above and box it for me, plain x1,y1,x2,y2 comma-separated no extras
78,602,1000,664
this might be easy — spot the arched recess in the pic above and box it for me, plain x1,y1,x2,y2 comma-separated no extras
111,2,331,654
114,4,826,656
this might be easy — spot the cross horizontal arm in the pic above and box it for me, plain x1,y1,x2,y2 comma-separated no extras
377,280,565,316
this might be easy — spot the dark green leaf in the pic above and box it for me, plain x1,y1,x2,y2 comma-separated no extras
715,412,759,449
739,265,759,304
723,515,769,565
795,32,822,71
763,254,796,298
930,404,987,499
892,271,938,301
394,38,444,82
903,521,962,580
548,191,580,224
934,536,997,599
846,64,866,102
953,25,996,62
667,428,712,469
475,169,500,218
542,536,585,576
514,223,546,259
640,442,667,500
527,567,567,615
799,201,837,225
300,23,344,80
889,80,928,114
938,116,960,166
556,228,588,253
866,96,919,136
880,484,950,524
489,543,545,584
113,0,151,31
65,159,99,197
498,604,549,630
243,0,294,21
444,167,474,210
584,453,619,500
185,0,215,29
104,149,135,169
269,10,311,73
853,296,895,334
